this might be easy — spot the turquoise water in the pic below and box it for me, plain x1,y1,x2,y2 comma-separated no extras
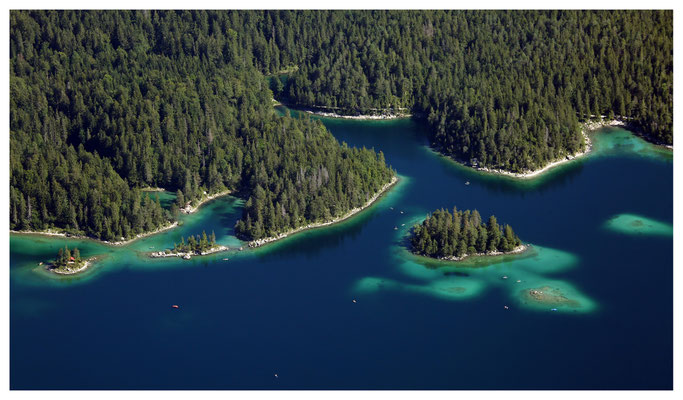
10,112,672,389
141,190,177,210
603,213,673,237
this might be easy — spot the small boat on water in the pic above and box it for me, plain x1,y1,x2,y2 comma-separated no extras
502,276,508,279
352,299,357,303
465,181,470,185
223,258,229,261
504,305,509,310
172,305,179,309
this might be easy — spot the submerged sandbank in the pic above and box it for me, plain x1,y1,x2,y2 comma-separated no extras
515,282,597,313
354,240,596,313
604,214,673,237
249,175,398,248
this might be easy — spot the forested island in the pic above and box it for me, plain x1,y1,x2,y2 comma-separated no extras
10,11,395,243
410,208,525,261
150,231,227,259
46,245,93,274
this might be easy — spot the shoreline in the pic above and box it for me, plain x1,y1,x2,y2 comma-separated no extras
450,118,634,180
180,189,232,214
11,188,232,245
46,257,97,276
302,109,412,120
469,130,593,179
248,175,398,248
414,244,530,263
149,245,229,260
10,220,179,247
275,101,411,120
104,221,180,246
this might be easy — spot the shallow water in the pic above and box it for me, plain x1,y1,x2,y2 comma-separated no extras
604,213,673,237
10,111,672,389
141,189,177,209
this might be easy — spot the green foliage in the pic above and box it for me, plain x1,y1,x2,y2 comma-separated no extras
410,207,522,258
54,245,81,267
173,230,216,253
243,10,672,170
9,10,394,241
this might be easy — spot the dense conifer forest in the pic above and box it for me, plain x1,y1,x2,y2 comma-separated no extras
10,10,672,241
410,208,522,259
244,10,672,172
10,10,394,241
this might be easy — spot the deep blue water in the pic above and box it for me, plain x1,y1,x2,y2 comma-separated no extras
10,114,673,389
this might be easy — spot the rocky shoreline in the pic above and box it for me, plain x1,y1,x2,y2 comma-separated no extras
180,189,231,214
11,220,179,246
46,257,97,275
415,244,529,262
454,117,638,179
11,188,232,245
303,109,412,120
248,175,398,248
149,245,229,260
104,221,179,245
276,101,411,120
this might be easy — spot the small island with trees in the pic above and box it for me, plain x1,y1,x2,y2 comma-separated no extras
47,245,94,275
410,208,526,261
150,231,227,260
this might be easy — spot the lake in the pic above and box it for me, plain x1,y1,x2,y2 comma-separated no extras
10,110,673,389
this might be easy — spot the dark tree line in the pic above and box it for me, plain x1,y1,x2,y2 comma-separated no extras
237,10,672,171
173,230,217,253
411,208,522,259
54,245,82,268
10,10,394,241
